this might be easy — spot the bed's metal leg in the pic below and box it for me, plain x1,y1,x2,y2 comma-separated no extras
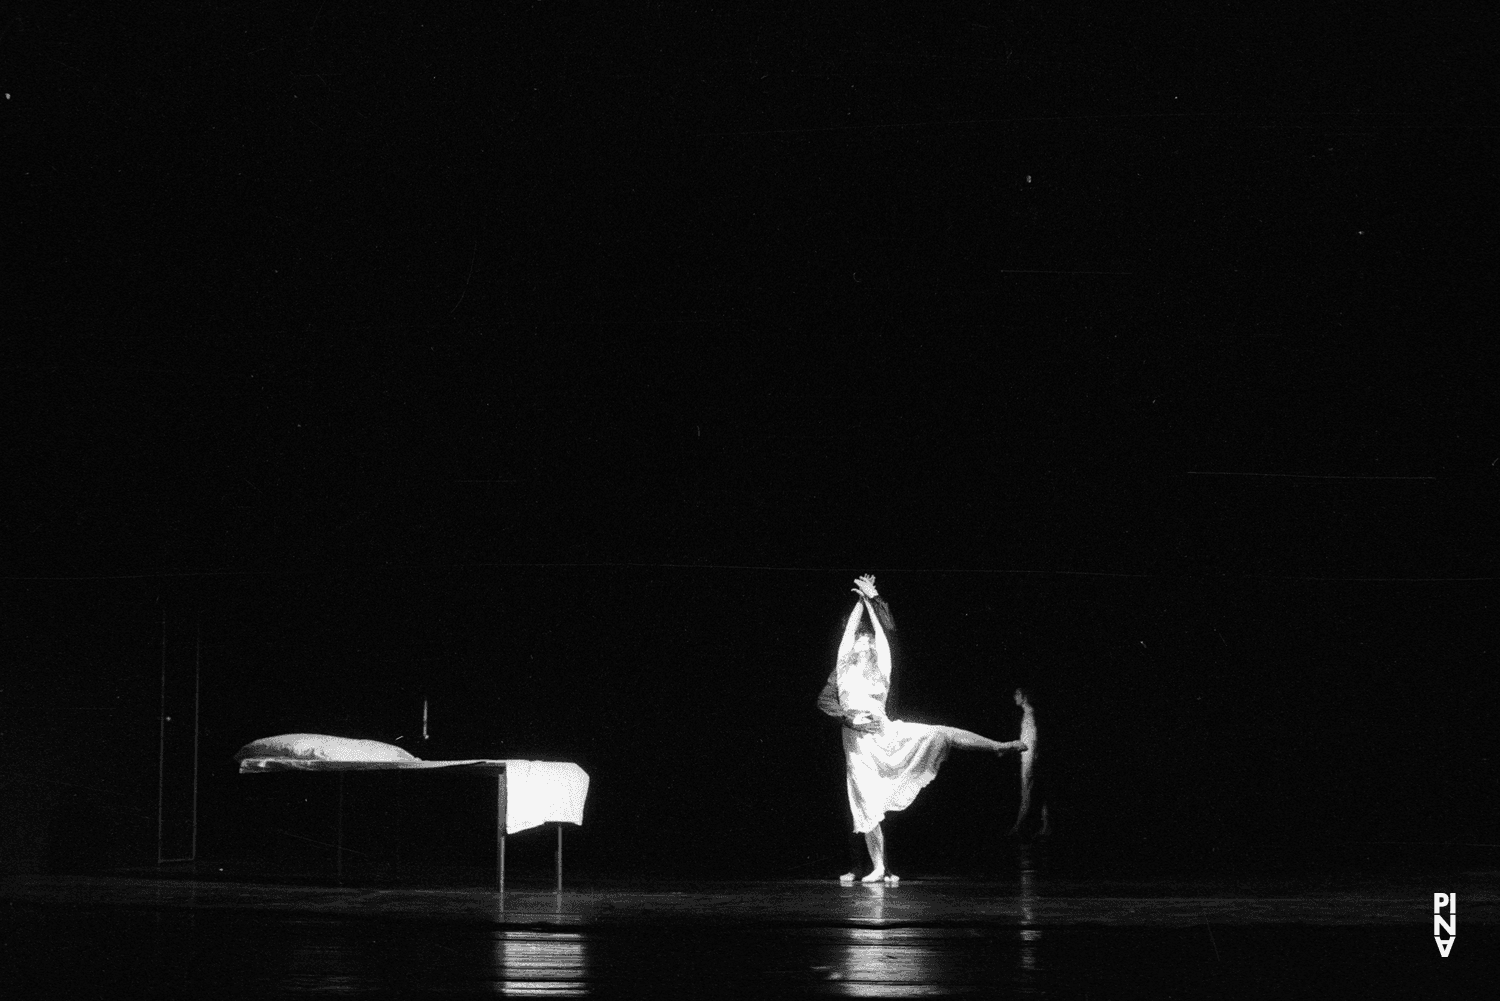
496,772,507,893
336,773,345,882
555,824,562,893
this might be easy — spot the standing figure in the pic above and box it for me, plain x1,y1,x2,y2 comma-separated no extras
817,575,1027,883
1007,688,1052,840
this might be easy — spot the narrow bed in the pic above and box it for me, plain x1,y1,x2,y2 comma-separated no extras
236,736,589,892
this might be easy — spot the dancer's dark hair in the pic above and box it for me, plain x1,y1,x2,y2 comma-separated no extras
868,594,897,634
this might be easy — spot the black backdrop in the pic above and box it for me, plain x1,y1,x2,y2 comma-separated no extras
4,5,1495,879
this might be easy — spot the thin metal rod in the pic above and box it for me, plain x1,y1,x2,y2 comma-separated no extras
337,773,345,881
189,616,201,862
393,772,403,876
555,824,562,893
155,609,167,864
496,771,507,893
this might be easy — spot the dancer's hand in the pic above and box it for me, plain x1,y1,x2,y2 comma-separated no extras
853,575,878,598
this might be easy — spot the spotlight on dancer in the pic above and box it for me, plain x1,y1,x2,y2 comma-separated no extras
816,575,1027,883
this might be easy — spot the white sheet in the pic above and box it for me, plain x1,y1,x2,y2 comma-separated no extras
238,758,590,834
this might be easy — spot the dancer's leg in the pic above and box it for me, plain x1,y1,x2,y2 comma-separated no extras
1033,765,1051,839
933,725,1027,755
1008,764,1033,836
879,818,898,883
861,824,887,882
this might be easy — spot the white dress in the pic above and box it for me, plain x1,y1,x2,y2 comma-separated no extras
819,644,953,834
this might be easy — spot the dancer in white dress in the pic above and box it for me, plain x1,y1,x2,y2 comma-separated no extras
817,576,1027,883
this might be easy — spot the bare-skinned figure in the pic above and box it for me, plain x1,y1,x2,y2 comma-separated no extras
817,576,1027,883
1007,687,1052,840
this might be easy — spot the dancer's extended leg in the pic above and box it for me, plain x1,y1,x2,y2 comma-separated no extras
933,725,1027,755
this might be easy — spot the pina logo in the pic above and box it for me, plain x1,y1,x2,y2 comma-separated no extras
1433,893,1457,957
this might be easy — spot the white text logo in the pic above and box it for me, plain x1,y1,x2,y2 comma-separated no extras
1434,893,1456,957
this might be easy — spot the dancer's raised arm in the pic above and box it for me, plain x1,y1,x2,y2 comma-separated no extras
817,597,882,730
862,595,892,684
835,596,866,666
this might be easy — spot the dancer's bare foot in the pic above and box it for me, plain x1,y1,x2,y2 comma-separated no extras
838,872,856,883
883,873,900,884
861,866,886,883
996,741,1028,756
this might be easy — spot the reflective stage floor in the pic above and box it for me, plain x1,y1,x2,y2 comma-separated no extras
3,848,1494,997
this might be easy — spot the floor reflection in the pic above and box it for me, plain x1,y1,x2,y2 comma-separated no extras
1017,846,1044,986
491,930,591,996
10,866,1488,999
822,885,950,997
1019,846,1037,924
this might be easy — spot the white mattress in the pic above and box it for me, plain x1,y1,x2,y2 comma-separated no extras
238,758,589,834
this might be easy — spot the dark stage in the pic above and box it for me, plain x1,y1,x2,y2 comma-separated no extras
6,5,1497,999
4,843,1495,997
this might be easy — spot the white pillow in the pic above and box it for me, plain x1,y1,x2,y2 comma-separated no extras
233,733,419,763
